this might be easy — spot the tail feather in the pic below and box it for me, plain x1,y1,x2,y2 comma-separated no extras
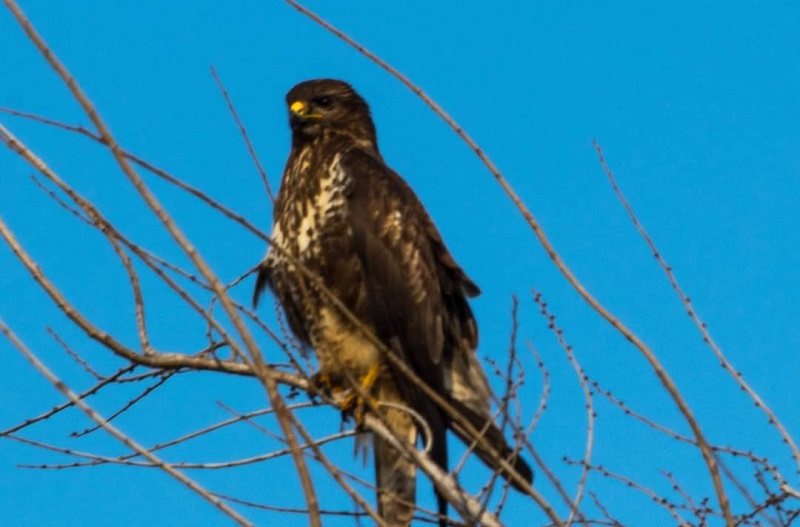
425,403,448,527
448,398,534,492
374,404,417,527
374,391,450,526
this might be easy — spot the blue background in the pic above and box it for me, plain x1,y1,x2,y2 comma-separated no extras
2,2,799,525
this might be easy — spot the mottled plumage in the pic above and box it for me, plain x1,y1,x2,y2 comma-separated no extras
254,79,532,526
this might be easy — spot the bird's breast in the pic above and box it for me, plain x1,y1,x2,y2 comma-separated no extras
272,151,349,260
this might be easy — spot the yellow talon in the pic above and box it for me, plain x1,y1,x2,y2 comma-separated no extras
361,363,380,393
340,364,380,426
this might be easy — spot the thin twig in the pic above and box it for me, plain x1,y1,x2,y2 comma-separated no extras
71,372,174,438
564,458,692,526
532,291,595,526
0,362,137,437
209,67,275,202
0,319,253,527
593,140,800,476
0,106,269,242
525,341,551,436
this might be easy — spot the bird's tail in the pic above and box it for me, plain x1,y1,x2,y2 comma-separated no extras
374,402,418,527
373,381,450,527
448,398,534,492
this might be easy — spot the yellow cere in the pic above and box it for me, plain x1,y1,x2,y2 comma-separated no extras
290,101,306,114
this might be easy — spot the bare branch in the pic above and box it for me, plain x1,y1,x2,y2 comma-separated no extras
533,291,595,526
210,66,276,203
0,319,253,527
593,140,800,475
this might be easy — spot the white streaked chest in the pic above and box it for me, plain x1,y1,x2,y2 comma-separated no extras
270,151,348,259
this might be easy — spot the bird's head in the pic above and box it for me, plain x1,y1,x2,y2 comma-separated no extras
285,79,378,150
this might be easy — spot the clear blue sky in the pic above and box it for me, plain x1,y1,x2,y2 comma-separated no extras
2,2,799,525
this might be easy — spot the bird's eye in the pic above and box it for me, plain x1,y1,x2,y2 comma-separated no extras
313,96,334,109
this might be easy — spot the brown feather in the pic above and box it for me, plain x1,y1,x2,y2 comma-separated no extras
254,79,532,527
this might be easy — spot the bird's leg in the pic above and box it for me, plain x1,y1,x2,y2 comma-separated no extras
340,363,380,427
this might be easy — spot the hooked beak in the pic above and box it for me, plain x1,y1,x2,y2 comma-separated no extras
289,100,323,124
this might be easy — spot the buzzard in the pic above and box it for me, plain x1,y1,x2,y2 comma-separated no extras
254,79,532,526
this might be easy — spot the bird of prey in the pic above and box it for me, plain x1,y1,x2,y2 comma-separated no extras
253,79,532,526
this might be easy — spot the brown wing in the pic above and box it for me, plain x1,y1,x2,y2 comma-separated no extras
339,149,534,495
328,148,482,524
337,149,479,397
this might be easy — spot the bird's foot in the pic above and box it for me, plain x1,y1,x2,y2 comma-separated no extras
340,392,372,428
310,371,345,398
339,364,380,427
